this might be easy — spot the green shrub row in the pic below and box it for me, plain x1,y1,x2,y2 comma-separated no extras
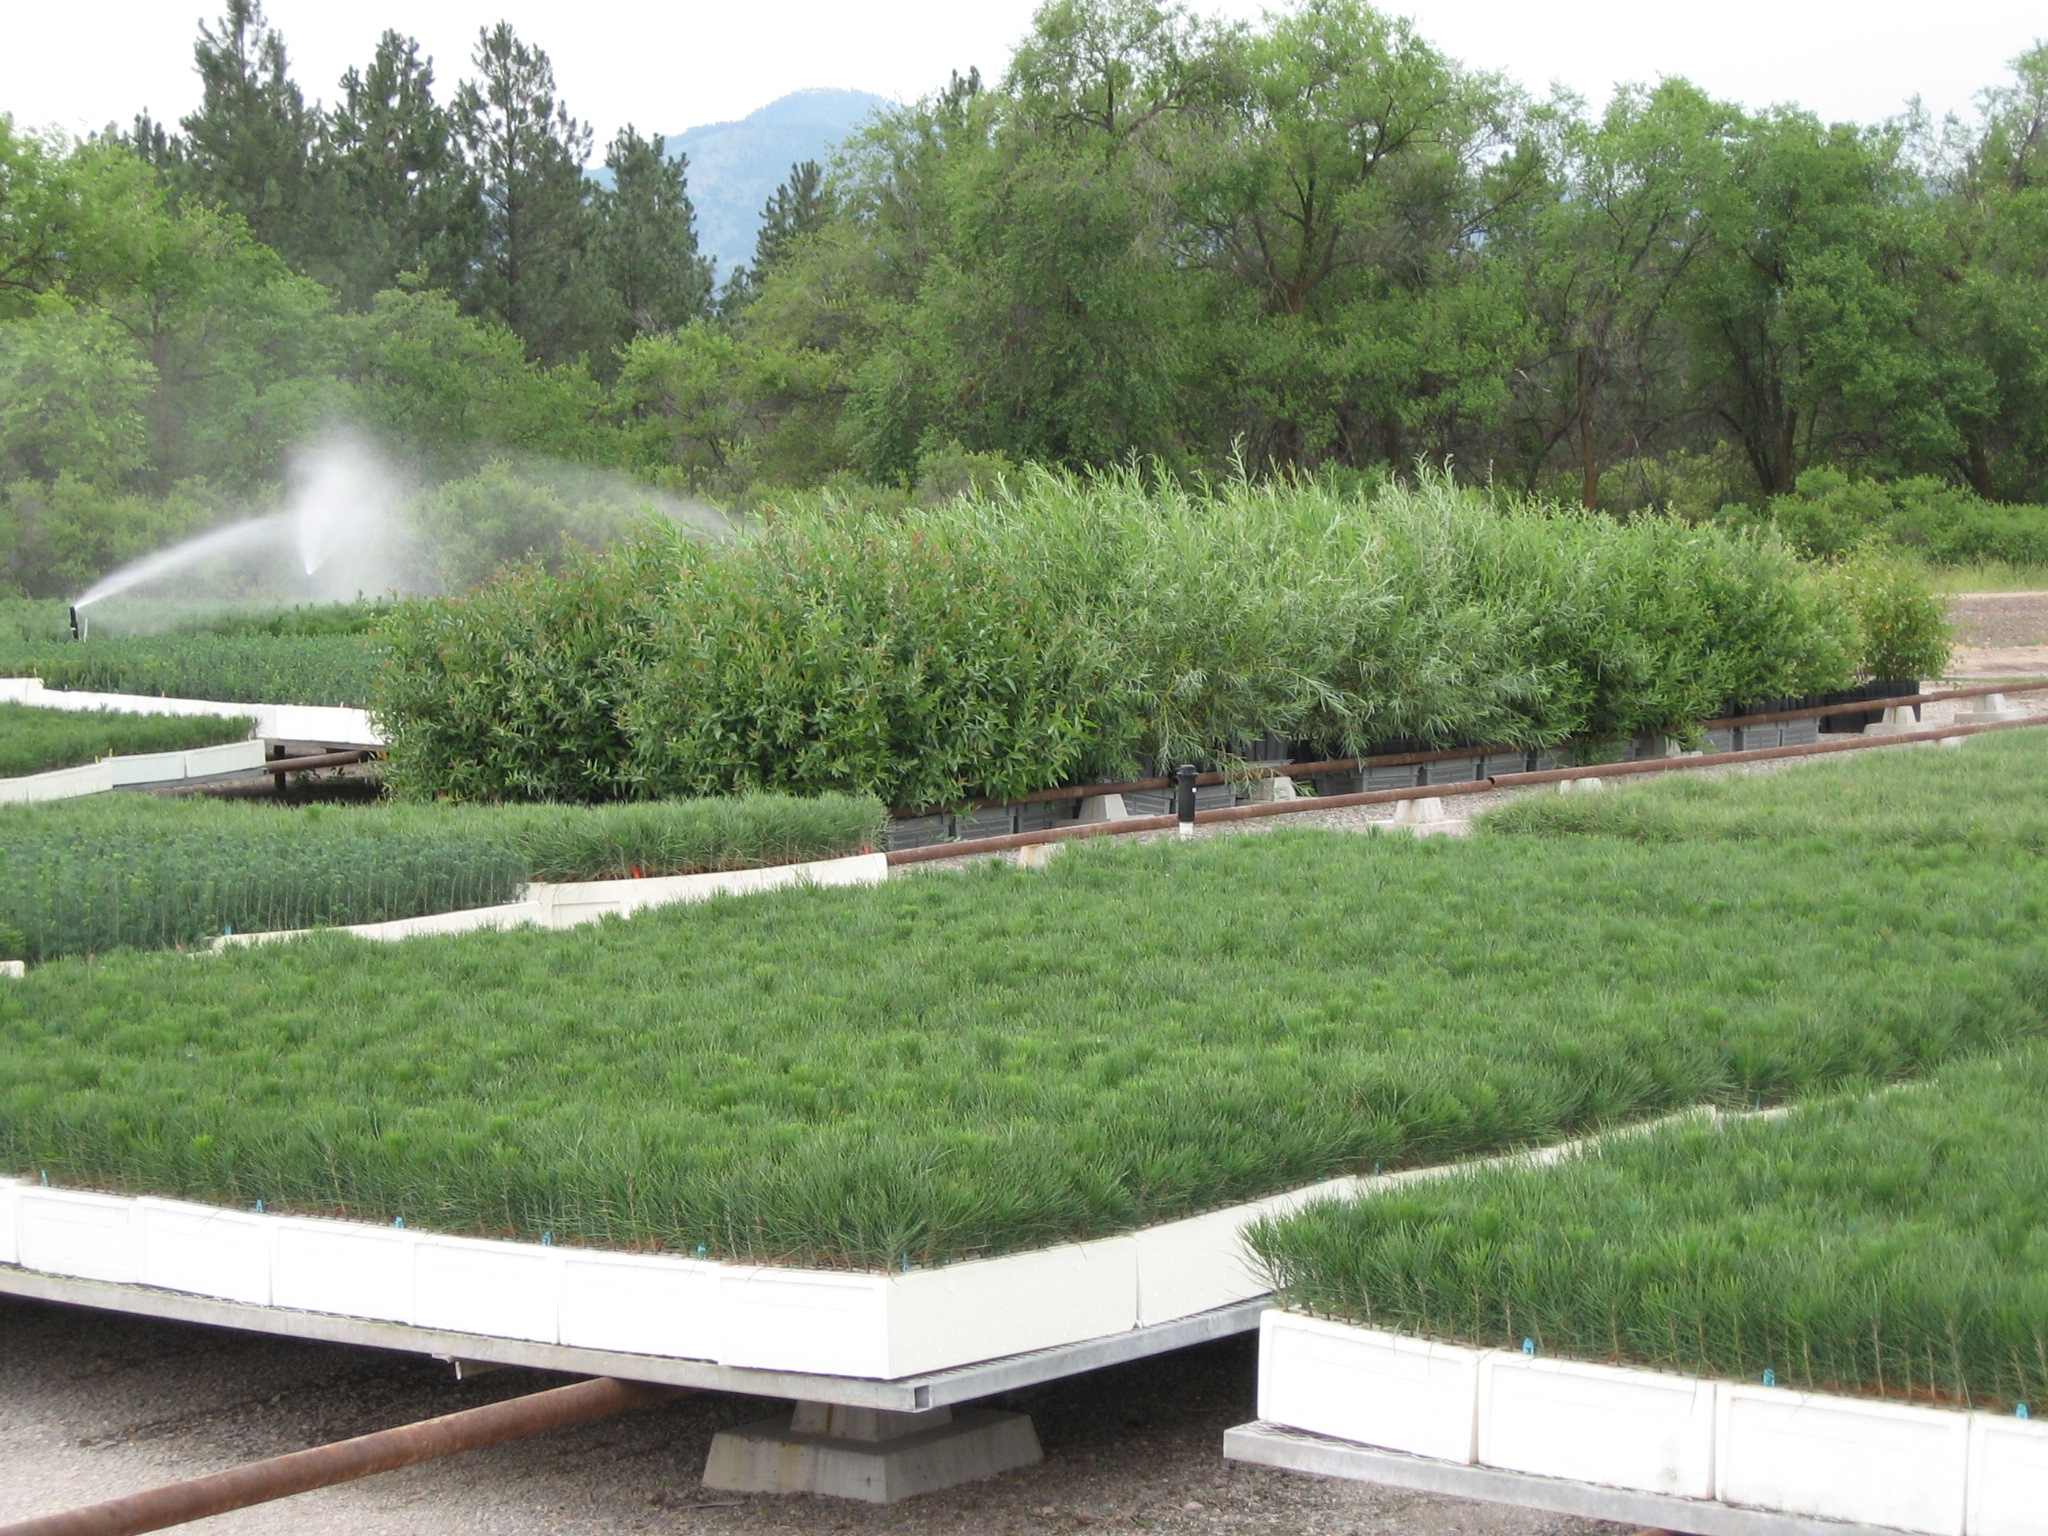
0,633,382,708
0,791,883,962
1732,467,2048,569
1249,1045,2048,1412
2,728,2046,1264
0,703,253,778
378,472,1931,809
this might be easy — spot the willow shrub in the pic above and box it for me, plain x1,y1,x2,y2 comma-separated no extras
1248,1047,2048,1411
623,515,1118,808
377,540,681,803
374,471,1872,807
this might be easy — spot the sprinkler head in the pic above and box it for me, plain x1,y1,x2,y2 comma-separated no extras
68,605,82,642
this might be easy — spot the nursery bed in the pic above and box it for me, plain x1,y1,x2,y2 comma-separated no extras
0,701,255,779
0,790,885,961
1231,1041,2048,1536
6,731,2048,1394
1246,1044,2048,1411
0,676,378,748
7,727,2048,1261
1231,1300,2048,1536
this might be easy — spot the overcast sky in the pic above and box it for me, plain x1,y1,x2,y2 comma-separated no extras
5,0,2043,148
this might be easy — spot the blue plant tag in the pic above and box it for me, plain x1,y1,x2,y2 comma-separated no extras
1763,1368,1777,1387
2020,1403,2032,1420
1521,1337,1536,1356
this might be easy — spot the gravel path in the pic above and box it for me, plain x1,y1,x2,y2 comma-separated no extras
1947,590,2048,647
0,1296,1618,1536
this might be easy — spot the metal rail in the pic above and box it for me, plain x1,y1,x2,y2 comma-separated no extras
1224,1423,1909,1536
915,679,2048,815
0,1376,681,1536
885,711,2048,867
0,1266,1267,1412
265,747,384,776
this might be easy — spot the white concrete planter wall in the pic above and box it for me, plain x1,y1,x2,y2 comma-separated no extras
0,1173,1364,1379
1256,1310,2044,1536
0,678,379,747
0,737,267,804
213,852,894,949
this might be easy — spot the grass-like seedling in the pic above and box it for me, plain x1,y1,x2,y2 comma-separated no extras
0,704,254,778
506,793,884,882
4,715,2048,1265
0,634,382,708
1248,1045,2048,1412
0,792,884,961
1482,725,2048,851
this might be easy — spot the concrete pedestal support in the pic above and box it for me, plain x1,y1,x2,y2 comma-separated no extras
702,1402,1043,1503
1862,705,1923,735
1393,795,1445,825
1245,772,1299,803
1957,693,2026,724
1077,793,1131,824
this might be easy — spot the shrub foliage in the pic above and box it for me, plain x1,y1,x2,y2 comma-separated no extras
377,473,1904,808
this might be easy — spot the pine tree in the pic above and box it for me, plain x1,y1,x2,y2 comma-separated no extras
593,127,712,343
754,159,833,273
120,113,187,184
323,32,477,306
721,160,834,311
453,23,601,363
178,1,323,267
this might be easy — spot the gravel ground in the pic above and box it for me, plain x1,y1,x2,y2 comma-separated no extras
1947,590,2048,647
0,1296,1620,1536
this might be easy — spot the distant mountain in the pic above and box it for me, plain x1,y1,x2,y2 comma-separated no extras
608,88,891,282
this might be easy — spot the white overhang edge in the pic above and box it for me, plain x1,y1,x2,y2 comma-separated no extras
0,1108,1751,1396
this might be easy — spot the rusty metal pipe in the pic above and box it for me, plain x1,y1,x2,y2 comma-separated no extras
265,747,384,775
0,1376,682,1536
884,713,2047,867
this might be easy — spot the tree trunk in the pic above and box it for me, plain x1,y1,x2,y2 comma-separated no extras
1578,349,1600,511
1965,437,1994,499
1773,409,1799,495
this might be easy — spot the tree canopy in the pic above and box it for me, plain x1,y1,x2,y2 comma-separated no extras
2,0,2047,596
